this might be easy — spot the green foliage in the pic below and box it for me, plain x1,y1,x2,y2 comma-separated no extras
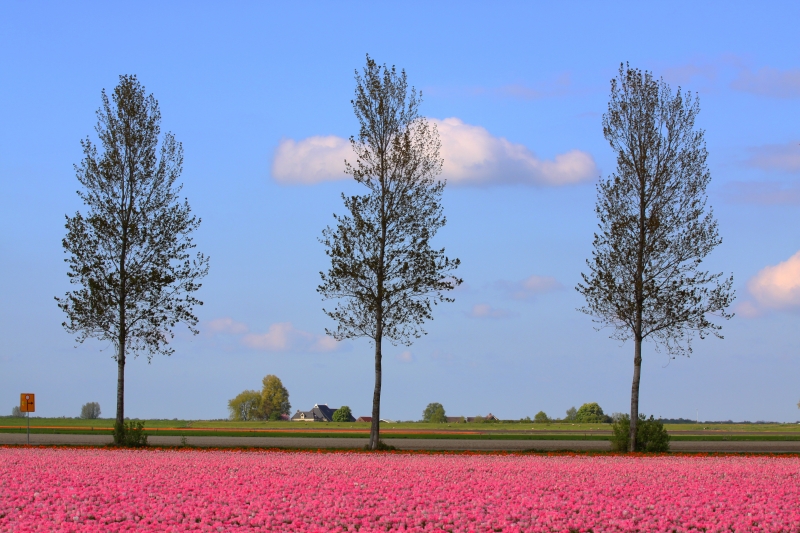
422,402,447,423
12,406,22,417
228,390,262,421
565,406,577,421
533,411,550,424
520,416,532,422
113,419,148,447
332,406,353,422
611,414,670,452
80,402,101,419
473,415,485,424
575,402,610,423
260,375,290,420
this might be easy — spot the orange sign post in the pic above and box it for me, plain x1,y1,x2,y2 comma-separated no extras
20,393,34,444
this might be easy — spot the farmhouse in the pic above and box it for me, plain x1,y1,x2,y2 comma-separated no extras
291,403,355,422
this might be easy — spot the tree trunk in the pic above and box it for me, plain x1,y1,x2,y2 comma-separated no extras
369,332,382,450
114,337,126,444
629,335,642,452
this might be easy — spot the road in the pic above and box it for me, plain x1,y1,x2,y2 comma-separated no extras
2,433,800,452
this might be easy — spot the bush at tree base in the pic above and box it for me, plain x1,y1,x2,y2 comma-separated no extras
610,413,670,452
113,419,148,447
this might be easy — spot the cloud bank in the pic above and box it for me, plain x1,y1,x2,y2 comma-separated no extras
206,317,339,353
271,118,598,187
743,251,800,315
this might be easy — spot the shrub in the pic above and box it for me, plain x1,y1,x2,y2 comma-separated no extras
80,402,101,419
533,411,550,424
113,419,148,447
332,406,353,422
610,413,670,452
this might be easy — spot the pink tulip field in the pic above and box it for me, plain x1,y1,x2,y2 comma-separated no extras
1,447,799,532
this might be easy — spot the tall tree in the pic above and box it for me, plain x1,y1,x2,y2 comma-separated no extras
576,64,734,452
57,75,209,444
319,55,461,450
260,374,291,420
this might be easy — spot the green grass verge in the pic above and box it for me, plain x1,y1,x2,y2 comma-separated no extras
3,427,800,441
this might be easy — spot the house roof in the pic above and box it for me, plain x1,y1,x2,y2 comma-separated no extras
290,404,355,422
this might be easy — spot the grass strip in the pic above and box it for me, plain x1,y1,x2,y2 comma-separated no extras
2,428,799,441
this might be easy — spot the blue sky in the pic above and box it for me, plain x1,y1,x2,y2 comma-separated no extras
1,2,799,422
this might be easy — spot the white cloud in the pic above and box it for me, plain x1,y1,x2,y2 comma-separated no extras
270,117,598,187
745,251,800,314
272,135,354,184
467,303,513,319
731,67,800,98
433,118,597,186
497,275,563,300
205,317,248,335
241,322,341,353
396,350,414,363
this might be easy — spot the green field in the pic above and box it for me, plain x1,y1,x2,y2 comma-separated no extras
2,417,799,440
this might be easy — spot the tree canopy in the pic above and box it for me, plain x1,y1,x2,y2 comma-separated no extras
422,402,447,423
260,375,291,421
332,406,354,422
228,375,290,421
575,402,609,423
80,402,101,419
228,390,262,422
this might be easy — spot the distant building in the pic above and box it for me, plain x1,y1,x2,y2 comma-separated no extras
291,404,355,422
